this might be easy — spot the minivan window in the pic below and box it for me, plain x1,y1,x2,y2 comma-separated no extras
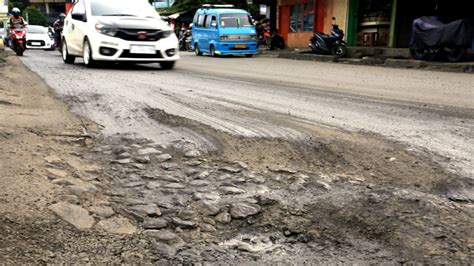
204,15,211,28
197,14,205,27
220,14,252,28
90,0,159,18
210,16,217,28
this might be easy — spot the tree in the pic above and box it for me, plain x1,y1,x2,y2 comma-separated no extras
23,6,48,26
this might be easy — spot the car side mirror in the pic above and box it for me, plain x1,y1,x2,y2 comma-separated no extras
72,13,86,22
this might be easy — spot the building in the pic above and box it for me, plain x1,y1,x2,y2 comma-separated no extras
346,0,474,48
277,0,349,48
277,0,473,48
28,0,72,24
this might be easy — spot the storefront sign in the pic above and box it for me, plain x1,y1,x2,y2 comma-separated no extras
0,0,8,13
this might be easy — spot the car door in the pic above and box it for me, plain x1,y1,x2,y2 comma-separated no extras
68,0,88,55
201,15,210,51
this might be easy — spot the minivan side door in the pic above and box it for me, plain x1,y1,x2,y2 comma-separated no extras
208,15,219,48
200,15,211,51
68,0,87,55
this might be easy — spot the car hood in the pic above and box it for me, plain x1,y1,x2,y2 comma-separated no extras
94,16,170,31
218,27,257,35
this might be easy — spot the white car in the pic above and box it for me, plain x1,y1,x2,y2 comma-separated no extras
26,25,54,50
61,0,179,69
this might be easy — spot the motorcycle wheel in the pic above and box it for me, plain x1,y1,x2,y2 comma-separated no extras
16,44,24,56
445,47,465,62
410,49,438,61
331,44,347,58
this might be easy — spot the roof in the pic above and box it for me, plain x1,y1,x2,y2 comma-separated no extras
196,8,249,15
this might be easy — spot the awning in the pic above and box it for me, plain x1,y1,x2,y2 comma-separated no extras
168,12,184,20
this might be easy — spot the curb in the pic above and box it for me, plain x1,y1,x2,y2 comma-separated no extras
271,50,474,73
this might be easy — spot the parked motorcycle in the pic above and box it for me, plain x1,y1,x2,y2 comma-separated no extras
9,25,27,56
309,17,347,57
410,16,472,62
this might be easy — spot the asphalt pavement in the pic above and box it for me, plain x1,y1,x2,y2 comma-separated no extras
20,50,474,177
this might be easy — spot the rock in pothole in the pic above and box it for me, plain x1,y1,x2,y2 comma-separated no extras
49,202,95,230
156,154,172,163
98,217,137,235
143,218,168,229
89,206,115,218
230,203,261,219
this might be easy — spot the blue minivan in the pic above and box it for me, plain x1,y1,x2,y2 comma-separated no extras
192,5,258,57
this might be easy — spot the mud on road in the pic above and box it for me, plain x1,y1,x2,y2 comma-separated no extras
1,53,473,263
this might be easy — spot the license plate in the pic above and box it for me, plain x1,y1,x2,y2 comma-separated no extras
234,44,247,49
130,45,155,54
31,42,41,46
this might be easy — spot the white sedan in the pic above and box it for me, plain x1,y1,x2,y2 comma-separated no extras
26,25,54,50
61,0,179,69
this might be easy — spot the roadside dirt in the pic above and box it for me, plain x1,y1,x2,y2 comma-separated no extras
1,53,472,264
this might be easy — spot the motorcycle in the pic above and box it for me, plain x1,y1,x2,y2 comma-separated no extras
179,29,192,52
410,17,472,62
9,25,27,56
309,17,347,57
54,27,63,53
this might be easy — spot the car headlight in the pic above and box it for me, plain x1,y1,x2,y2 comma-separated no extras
95,24,117,37
220,35,229,41
160,30,172,39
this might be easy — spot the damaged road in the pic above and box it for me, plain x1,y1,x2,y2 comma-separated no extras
0,50,472,263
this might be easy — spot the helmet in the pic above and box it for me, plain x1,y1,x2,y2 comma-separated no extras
59,13,66,19
12,7,21,18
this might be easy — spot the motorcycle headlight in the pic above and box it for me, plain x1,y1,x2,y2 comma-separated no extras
160,30,172,39
95,24,117,37
220,35,229,41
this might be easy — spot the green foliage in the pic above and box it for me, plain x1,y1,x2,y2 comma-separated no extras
10,1,24,11
159,0,248,16
23,6,48,26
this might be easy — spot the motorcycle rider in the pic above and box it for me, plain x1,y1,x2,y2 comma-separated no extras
8,8,25,29
53,13,66,48
7,8,26,47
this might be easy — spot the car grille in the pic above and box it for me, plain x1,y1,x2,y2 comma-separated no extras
27,40,45,46
119,50,163,59
115,29,162,42
226,35,255,41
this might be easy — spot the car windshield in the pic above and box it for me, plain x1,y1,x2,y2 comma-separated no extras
220,14,252,28
90,0,159,18
27,26,47,34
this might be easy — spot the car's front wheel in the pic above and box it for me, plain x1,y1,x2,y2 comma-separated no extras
62,40,75,64
160,61,175,70
83,39,96,68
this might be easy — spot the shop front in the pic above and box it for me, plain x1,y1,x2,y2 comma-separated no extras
278,0,323,47
346,0,474,48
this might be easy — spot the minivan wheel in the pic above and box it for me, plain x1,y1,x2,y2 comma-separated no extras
194,44,203,56
83,39,96,68
62,40,75,64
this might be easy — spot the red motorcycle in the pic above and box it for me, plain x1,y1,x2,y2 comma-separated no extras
9,25,27,56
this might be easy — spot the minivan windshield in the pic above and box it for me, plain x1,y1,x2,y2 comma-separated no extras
220,14,252,28
90,0,159,18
